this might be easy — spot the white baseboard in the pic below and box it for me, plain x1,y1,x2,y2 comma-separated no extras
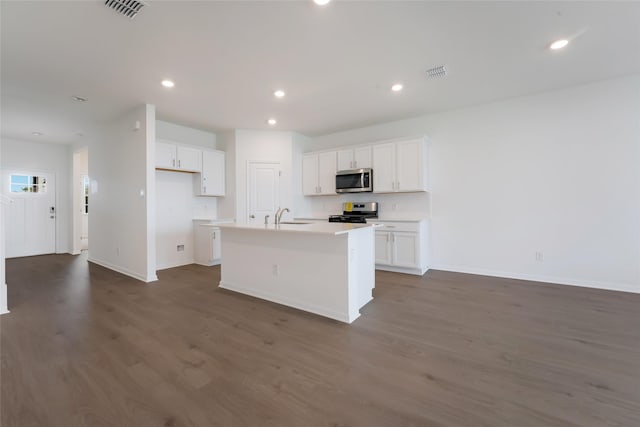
376,264,429,276
0,283,8,315
88,257,157,283
431,264,639,294
156,258,196,271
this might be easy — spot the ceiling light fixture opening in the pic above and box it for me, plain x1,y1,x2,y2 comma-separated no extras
72,95,88,102
391,83,403,92
161,79,175,88
32,131,43,136
267,118,277,126
314,0,331,5
274,90,286,98
550,39,569,50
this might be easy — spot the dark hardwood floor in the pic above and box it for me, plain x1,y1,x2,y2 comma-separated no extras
2,254,639,427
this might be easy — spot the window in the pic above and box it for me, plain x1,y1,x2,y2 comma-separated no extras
10,174,47,193
82,175,89,214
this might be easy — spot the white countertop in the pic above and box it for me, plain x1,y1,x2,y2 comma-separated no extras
217,222,377,236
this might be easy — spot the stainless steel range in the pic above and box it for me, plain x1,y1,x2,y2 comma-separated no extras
328,202,378,223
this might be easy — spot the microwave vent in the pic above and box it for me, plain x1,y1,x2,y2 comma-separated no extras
426,65,447,78
104,0,146,19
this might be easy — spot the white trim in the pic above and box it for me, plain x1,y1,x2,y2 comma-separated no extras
219,280,358,323
431,264,639,294
88,257,158,283
376,264,429,276
156,259,195,271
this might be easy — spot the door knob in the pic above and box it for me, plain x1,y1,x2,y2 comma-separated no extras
250,215,255,218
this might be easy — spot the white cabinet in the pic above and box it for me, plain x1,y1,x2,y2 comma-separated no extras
155,140,202,172
372,137,427,193
194,225,221,266
302,151,337,195
371,220,429,275
337,146,372,170
199,150,225,196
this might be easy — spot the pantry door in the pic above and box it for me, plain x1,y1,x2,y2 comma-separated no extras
3,170,56,258
247,162,280,225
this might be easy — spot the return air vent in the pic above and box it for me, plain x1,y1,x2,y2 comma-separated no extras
426,65,447,78
104,0,145,19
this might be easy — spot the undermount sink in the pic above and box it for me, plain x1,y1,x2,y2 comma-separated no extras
279,221,311,225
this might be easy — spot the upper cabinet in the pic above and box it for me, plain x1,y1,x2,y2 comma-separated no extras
156,141,225,197
303,151,337,196
372,137,428,193
337,146,372,170
155,140,202,172
199,150,225,196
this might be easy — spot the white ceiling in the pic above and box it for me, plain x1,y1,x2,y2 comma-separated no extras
2,1,639,144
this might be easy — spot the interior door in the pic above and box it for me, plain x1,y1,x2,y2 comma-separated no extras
247,162,280,225
3,170,56,258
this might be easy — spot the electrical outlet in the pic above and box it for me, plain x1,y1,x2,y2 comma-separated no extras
177,245,185,252
272,264,279,276
535,251,544,262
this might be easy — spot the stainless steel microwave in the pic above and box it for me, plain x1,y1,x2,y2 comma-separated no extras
336,168,373,193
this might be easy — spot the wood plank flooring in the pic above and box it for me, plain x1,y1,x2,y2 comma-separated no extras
2,253,639,426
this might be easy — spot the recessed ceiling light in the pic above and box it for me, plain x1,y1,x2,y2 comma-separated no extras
72,95,88,102
391,83,403,92
550,39,569,50
32,131,43,136
274,90,286,98
267,118,277,126
314,0,331,5
161,79,175,88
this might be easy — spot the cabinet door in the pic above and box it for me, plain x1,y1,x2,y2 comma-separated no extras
156,141,177,169
337,149,354,171
177,146,202,172
302,154,319,195
211,228,222,260
317,151,337,195
353,146,372,169
396,138,425,192
392,232,420,268
372,143,395,193
375,232,392,265
201,150,225,196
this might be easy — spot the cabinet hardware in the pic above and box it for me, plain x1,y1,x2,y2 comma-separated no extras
250,214,255,219
172,159,175,167
178,159,181,168
203,186,207,193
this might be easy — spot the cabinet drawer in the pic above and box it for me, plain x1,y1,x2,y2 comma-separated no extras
368,221,420,232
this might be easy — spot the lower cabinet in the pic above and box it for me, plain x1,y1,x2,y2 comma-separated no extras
194,225,221,266
371,220,429,275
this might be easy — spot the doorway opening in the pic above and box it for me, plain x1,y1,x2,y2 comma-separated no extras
72,147,89,255
246,161,280,225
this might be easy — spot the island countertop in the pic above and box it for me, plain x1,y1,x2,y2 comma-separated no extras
216,222,376,236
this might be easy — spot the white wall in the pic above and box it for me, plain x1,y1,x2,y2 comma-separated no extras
309,75,640,293
88,104,157,282
0,139,7,313
155,120,218,269
0,138,72,254
217,131,236,220
224,130,297,224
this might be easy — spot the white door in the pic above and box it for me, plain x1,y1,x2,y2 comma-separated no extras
247,162,280,225
302,154,318,195
396,139,424,192
176,146,202,172
353,146,372,169
156,141,177,169
337,149,354,170
374,232,392,265
317,151,337,195
372,143,396,193
3,170,56,258
392,232,419,268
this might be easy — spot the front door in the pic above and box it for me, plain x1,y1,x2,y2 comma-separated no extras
247,162,280,225
3,170,56,258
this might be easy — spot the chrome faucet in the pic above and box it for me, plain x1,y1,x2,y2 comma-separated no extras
275,207,290,225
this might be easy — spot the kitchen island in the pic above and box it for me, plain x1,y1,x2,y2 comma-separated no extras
216,222,377,323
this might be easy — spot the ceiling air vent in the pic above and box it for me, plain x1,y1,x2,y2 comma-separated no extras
426,65,447,79
105,0,145,19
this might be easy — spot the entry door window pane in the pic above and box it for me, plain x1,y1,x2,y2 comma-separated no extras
9,174,47,193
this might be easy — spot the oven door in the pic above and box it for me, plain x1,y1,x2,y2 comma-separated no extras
336,168,372,193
